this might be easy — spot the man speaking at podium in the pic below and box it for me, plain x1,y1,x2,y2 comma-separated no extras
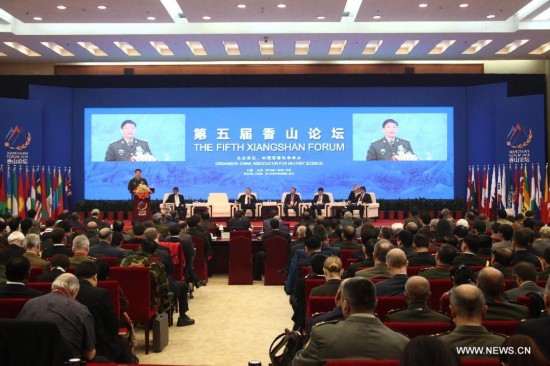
128,169,148,197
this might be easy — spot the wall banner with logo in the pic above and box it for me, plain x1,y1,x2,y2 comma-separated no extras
0,98,43,167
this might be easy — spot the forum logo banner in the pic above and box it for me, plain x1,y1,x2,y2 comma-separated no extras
4,125,32,165
506,123,533,163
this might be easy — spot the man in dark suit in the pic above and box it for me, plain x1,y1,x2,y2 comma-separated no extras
375,248,409,296
88,228,124,262
105,120,154,162
292,277,409,364
237,188,257,219
453,234,486,266
518,278,550,358
366,119,415,161
505,262,545,301
36,254,71,282
511,229,542,268
42,228,73,258
75,262,135,363
310,187,330,217
408,233,436,266
226,210,251,231
283,187,301,218
0,231,26,265
165,186,187,220
0,256,43,298
346,186,371,218
127,168,149,197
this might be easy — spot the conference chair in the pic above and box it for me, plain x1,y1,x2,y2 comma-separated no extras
303,191,334,218
305,278,327,299
326,360,399,366
428,279,453,307
384,322,451,338
481,320,519,336
232,192,261,218
440,295,451,315
406,266,431,276
120,243,141,251
0,298,29,319
278,191,304,218
340,249,357,270
207,192,232,218
192,236,208,283
228,236,253,285
110,266,157,354
160,193,175,215
29,267,45,282
96,256,120,266
307,296,336,319
26,282,51,294
375,296,406,320
229,230,252,240
264,236,288,285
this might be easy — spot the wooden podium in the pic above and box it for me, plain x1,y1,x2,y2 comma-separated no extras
132,186,153,221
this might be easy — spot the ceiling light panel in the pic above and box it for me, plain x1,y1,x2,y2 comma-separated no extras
462,40,492,54
529,42,550,55
41,42,74,56
114,41,140,56
329,40,346,55
362,40,383,55
396,40,419,55
3,42,41,56
295,40,310,55
150,41,174,56
259,40,274,55
223,41,241,56
429,40,456,55
77,42,107,56
496,40,529,55
186,41,207,56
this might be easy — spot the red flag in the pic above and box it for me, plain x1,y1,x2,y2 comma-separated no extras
476,166,481,213
40,168,48,219
466,166,472,211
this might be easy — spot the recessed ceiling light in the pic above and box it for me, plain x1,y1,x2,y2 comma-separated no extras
496,39,529,55
56,5,66,10
396,40,419,55
529,42,550,55
41,42,74,56
4,42,41,57
317,16,326,20
462,39,492,54
486,14,495,19
33,16,43,21
459,3,469,8
186,41,207,56
295,40,310,56
362,40,383,55
223,41,241,56
202,16,211,20
259,40,274,55
77,42,108,56
277,4,287,8
329,40,347,55
419,3,428,8
429,40,456,55
114,41,141,56
372,15,381,19
237,4,246,8
150,41,174,56
147,16,156,20
97,5,107,10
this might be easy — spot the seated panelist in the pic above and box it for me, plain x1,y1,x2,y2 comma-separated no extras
310,187,330,217
283,187,301,218
237,188,257,219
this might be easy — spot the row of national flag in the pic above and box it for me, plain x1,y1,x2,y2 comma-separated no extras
0,165,72,220
467,163,549,222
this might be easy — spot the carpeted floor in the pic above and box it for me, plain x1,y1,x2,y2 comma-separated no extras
134,275,293,366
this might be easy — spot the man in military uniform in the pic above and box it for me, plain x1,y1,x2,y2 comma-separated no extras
105,120,155,161
366,119,415,160
292,277,409,365
419,244,457,279
435,284,507,360
477,267,528,320
127,169,149,195
386,276,451,322
69,235,96,267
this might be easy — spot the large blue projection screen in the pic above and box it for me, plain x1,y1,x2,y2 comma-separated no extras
84,107,454,200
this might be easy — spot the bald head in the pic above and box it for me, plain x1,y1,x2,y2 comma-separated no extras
477,267,505,298
86,221,98,230
386,248,408,269
373,240,393,263
450,284,485,321
296,225,307,238
405,276,430,303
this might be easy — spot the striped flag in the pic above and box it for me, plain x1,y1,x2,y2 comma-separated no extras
52,167,58,219
500,164,507,211
40,167,48,219
0,166,6,215
17,166,25,218
56,167,63,217
6,166,12,215
11,166,18,217
489,165,497,219
64,167,72,209
46,167,52,217
466,165,472,211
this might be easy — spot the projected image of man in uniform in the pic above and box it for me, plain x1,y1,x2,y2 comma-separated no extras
105,120,156,161
366,119,416,161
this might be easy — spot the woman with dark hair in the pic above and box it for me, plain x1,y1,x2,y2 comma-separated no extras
441,264,476,298
400,336,460,366
500,334,549,366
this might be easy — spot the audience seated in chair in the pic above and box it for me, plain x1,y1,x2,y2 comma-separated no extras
401,335,460,366
355,240,393,280
419,244,457,280
88,228,124,261
0,256,43,298
18,273,100,362
227,210,251,231
518,277,550,358
408,233,436,267
453,234,486,267
345,235,376,278
375,248,409,296
386,276,451,322
434,284,506,360
292,277,409,365
477,267,528,321
332,226,361,250
69,235,96,267
511,229,542,268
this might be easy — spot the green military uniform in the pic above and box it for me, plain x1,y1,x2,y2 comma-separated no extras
538,268,549,280
105,138,153,162
484,296,529,321
292,314,409,365
386,301,451,323
366,137,414,161
69,255,96,266
127,177,149,194
419,265,452,279
355,263,390,279
121,251,170,311
435,325,507,359
23,252,49,270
